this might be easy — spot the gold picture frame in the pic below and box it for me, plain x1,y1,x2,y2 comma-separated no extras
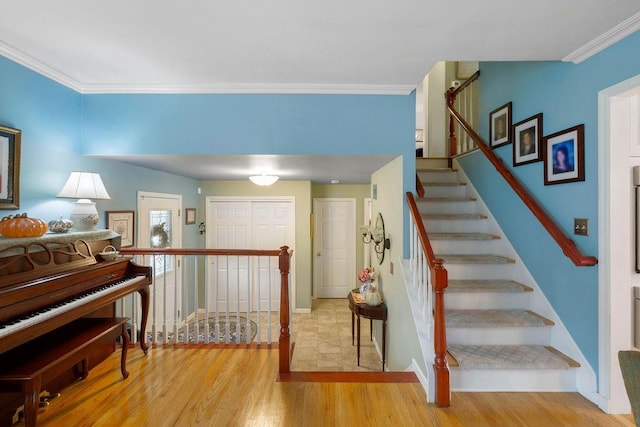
0,125,21,210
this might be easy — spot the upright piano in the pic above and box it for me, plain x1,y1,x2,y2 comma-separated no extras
0,232,152,425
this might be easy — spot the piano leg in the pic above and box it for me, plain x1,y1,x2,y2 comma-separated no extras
138,287,150,355
120,324,130,379
22,376,41,427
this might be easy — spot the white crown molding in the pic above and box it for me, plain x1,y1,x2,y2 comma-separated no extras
0,41,84,92
0,40,413,96
79,82,416,95
563,12,640,64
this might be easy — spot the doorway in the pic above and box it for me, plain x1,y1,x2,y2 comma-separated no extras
137,191,183,328
313,198,356,298
205,196,295,312
598,74,640,413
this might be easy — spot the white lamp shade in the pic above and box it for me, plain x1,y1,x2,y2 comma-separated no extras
57,172,110,231
249,175,279,186
57,172,111,200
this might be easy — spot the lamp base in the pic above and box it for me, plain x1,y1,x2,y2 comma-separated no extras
70,200,99,231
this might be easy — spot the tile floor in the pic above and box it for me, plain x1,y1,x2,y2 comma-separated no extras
290,298,384,372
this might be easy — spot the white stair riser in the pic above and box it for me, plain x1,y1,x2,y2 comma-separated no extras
418,201,477,214
447,326,552,345
445,292,530,310
432,239,502,254
423,219,491,233
450,369,577,392
417,172,459,183
444,264,516,280
423,185,468,198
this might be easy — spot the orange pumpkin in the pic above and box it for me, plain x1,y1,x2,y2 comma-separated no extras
0,213,48,238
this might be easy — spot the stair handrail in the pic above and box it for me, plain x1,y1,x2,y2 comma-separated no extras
447,71,481,166
406,191,450,407
445,83,598,268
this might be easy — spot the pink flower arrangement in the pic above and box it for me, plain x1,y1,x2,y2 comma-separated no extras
358,266,376,284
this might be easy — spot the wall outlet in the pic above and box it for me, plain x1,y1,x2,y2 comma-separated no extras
574,218,589,236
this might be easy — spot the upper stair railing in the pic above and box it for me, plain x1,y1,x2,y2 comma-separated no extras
447,71,481,165
118,246,294,373
445,72,597,267
406,192,450,407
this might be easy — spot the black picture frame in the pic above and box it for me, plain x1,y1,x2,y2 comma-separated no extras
543,124,585,185
489,102,512,149
513,113,543,166
0,125,21,210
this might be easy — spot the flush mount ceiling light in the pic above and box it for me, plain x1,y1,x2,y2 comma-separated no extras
249,174,279,186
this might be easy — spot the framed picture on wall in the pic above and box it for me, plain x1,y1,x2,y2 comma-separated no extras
185,208,196,225
0,125,21,210
489,102,512,149
106,210,135,247
543,124,585,185
513,113,543,166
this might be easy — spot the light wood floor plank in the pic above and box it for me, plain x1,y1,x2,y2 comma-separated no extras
14,347,634,427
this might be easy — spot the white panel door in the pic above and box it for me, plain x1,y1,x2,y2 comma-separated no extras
314,199,356,298
252,201,292,309
207,201,251,312
206,198,293,312
138,192,183,328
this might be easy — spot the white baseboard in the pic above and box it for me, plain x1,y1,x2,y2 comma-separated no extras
409,359,431,402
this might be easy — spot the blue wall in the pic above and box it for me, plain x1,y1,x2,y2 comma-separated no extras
81,94,414,156
0,56,201,248
0,54,415,253
458,30,640,377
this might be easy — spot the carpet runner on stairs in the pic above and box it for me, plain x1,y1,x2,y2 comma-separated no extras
446,309,553,328
448,345,578,370
447,279,533,293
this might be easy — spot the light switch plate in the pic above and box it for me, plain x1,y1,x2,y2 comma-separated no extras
574,218,588,236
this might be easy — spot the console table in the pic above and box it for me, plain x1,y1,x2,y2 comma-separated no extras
347,292,387,371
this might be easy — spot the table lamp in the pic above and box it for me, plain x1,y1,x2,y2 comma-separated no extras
57,172,111,231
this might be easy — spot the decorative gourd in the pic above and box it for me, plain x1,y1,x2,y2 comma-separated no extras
365,286,382,306
48,216,74,233
0,213,48,238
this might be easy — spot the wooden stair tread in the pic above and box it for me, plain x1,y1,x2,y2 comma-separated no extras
445,309,554,327
423,182,466,186
416,168,457,173
416,197,477,202
429,232,499,240
447,279,533,293
438,254,516,264
421,213,487,220
446,345,580,370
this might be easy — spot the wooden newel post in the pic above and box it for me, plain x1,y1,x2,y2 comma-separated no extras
278,245,291,374
432,259,450,407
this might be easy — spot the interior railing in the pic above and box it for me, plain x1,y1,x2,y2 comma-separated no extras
118,246,294,373
447,71,481,166
445,72,597,267
406,191,450,407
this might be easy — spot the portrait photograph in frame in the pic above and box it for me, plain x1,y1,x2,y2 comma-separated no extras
513,113,543,167
489,102,512,149
185,208,196,225
0,125,21,210
543,124,585,185
106,210,135,247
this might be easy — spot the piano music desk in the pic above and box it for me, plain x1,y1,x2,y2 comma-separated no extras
0,317,130,427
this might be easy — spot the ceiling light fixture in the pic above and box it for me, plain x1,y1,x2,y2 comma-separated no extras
249,174,279,186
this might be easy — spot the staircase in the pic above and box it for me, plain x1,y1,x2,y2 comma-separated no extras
415,158,582,392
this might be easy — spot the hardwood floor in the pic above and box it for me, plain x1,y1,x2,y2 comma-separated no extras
15,347,635,427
